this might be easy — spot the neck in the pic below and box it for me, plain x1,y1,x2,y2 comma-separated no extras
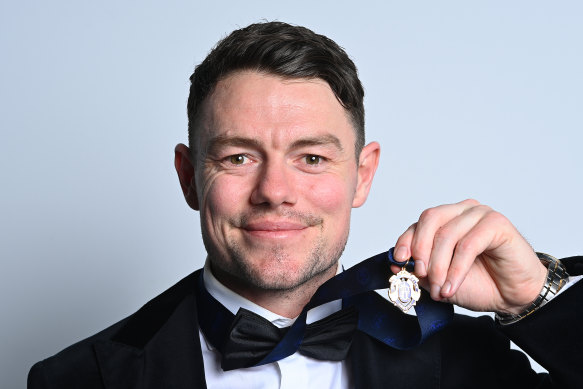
209,262,339,318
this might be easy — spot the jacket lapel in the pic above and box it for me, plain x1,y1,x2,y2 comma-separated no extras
94,271,207,389
94,340,145,389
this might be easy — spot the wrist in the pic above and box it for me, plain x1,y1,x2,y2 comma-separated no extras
496,252,569,325
505,259,548,315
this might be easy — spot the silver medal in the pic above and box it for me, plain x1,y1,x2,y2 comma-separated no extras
388,265,421,313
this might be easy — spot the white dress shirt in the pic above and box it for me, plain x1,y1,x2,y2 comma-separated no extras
199,261,352,389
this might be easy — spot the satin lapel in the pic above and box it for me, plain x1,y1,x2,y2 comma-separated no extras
94,271,207,389
94,340,145,389
349,327,441,389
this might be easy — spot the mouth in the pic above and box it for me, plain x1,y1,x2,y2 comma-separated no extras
241,220,310,239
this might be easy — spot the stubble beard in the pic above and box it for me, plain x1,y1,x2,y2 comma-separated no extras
203,225,349,294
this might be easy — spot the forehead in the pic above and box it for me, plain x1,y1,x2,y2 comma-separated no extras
197,71,354,146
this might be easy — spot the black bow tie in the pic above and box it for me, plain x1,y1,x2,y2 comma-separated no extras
196,250,454,371
220,306,358,370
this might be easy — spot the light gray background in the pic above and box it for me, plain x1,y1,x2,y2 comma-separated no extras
1,1,581,387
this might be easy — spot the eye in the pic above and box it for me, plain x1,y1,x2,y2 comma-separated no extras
228,154,247,165
305,155,322,165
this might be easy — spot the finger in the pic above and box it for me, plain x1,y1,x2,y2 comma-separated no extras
440,210,505,298
395,223,415,261
426,205,492,300
391,223,415,274
411,199,480,278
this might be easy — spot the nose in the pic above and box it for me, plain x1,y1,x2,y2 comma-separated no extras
250,160,297,207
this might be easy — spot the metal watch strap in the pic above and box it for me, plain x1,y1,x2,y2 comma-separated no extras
496,252,570,326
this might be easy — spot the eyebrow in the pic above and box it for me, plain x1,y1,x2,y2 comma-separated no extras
289,134,344,153
205,133,344,154
206,135,263,155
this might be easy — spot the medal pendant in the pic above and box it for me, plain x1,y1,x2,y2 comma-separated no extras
388,268,421,313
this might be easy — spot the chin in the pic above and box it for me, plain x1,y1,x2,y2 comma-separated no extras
242,254,339,292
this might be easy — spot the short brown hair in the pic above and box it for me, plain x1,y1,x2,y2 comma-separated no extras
187,21,365,156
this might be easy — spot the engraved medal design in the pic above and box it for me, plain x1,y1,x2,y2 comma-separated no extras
388,261,421,313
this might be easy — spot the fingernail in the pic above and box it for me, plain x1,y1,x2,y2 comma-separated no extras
395,246,408,261
415,260,426,276
441,281,452,296
430,284,441,299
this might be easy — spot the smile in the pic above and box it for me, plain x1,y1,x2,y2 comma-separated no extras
242,220,309,239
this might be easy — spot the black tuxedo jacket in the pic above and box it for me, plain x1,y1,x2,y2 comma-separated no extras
29,256,583,389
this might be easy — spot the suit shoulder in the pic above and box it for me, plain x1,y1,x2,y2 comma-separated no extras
28,270,201,388
28,317,129,388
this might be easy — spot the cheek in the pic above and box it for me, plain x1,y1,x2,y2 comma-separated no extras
304,174,355,214
200,175,248,225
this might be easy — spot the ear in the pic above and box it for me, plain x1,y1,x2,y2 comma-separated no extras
174,143,199,210
352,142,380,208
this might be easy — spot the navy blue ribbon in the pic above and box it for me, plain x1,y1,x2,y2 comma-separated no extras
197,248,453,369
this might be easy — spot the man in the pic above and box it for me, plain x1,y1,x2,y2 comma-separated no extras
29,21,582,388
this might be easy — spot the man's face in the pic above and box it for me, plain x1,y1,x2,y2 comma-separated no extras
180,71,378,296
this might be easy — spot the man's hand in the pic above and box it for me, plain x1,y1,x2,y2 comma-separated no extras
392,199,548,314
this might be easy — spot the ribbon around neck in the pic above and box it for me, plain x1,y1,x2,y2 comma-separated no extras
196,248,453,370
